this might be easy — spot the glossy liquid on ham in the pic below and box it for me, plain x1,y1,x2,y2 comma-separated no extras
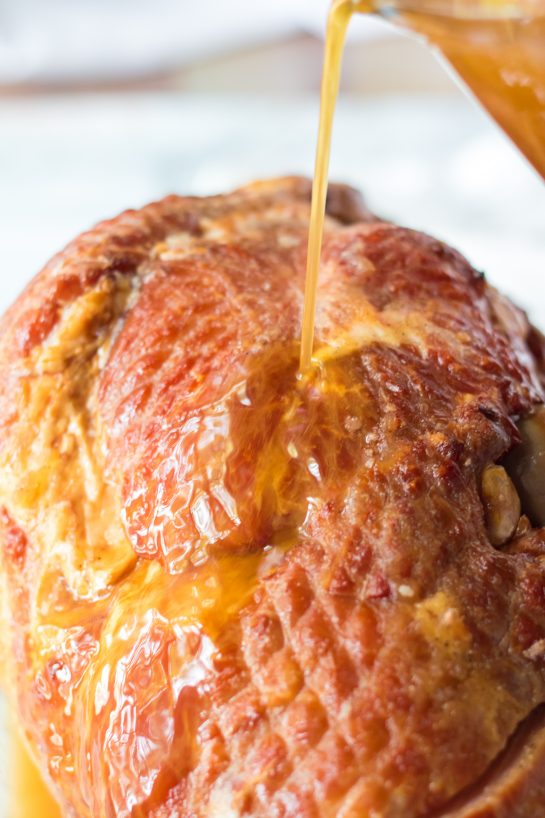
2,179,545,818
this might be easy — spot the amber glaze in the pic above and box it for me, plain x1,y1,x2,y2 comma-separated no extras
383,1,545,179
10,727,61,818
301,0,376,373
299,0,356,372
2,179,545,817
301,0,545,373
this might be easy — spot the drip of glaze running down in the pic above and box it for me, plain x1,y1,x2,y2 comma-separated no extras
300,0,545,373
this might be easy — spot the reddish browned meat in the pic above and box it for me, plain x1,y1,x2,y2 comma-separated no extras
0,177,544,818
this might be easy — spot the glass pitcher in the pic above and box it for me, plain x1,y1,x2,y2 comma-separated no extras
359,0,545,178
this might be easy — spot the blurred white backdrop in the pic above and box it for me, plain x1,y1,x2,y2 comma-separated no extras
0,0,392,84
1,90,544,326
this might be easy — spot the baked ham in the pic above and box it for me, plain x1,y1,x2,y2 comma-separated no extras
0,177,544,818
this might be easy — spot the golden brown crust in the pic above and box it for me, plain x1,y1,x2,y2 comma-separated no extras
0,178,544,818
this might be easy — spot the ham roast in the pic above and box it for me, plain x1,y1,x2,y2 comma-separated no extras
1,177,545,818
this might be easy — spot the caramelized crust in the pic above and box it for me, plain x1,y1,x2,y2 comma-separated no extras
0,178,544,818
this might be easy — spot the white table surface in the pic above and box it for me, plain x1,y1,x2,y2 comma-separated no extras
0,90,543,814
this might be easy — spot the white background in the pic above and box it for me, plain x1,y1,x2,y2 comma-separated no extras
0,0,388,84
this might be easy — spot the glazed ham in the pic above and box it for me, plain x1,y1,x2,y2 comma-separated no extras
1,178,545,818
